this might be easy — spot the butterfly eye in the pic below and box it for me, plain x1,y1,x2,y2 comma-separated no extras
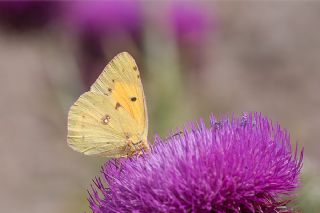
133,66,137,71
130,97,137,102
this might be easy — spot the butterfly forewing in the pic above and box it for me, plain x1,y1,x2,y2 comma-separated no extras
90,52,147,135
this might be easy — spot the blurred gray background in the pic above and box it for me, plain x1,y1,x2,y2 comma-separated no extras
0,1,319,212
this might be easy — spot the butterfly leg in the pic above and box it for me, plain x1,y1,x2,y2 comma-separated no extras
142,140,150,152
126,140,150,157
126,140,137,157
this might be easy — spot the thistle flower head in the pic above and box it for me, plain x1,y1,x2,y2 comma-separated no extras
89,113,303,213
170,1,212,42
63,1,142,35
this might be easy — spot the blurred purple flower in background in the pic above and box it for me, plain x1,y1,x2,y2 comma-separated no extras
0,1,61,31
169,1,215,77
0,1,215,86
89,113,303,213
63,1,142,36
171,2,211,43
62,1,143,87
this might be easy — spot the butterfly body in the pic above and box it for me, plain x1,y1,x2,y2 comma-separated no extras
67,52,149,158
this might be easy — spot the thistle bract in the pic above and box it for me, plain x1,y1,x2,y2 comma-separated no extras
89,113,303,213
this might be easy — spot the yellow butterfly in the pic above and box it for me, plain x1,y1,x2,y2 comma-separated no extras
67,52,149,158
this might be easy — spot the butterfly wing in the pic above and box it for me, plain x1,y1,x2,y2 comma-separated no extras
67,52,148,157
90,52,148,139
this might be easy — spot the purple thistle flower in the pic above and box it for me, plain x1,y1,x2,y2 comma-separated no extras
61,1,143,87
170,2,212,43
89,113,303,213
62,1,142,35
0,1,61,31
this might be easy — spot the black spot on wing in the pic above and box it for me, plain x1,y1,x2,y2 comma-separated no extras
115,102,121,110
